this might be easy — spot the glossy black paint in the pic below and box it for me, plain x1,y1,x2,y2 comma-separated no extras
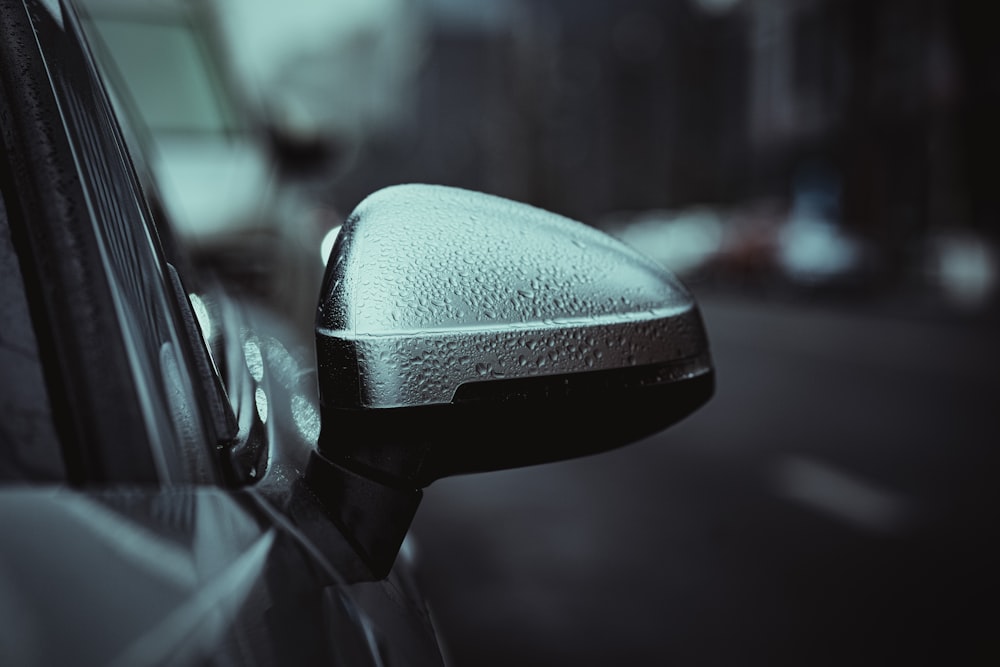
0,484,446,666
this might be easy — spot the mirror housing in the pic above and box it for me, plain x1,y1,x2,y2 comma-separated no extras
315,184,713,486
307,184,713,577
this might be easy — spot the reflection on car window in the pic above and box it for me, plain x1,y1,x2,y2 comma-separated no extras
86,18,237,134
0,188,66,482
52,11,220,483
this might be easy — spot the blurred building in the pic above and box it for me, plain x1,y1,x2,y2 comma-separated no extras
181,0,996,307
753,0,997,305
325,0,752,224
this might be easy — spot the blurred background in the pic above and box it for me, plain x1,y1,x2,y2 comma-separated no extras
78,0,998,664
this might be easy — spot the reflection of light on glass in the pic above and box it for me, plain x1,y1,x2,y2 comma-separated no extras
398,533,418,566
255,387,269,424
291,394,321,443
243,338,264,382
262,336,300,389
320,225,342,264
188,293,213,342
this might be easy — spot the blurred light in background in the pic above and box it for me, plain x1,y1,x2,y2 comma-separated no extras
923,230,998,309
604,208,725,276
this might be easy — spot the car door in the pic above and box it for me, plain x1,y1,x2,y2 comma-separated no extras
1,3,449,665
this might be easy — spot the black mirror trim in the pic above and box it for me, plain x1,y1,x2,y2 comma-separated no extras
321,366,714,488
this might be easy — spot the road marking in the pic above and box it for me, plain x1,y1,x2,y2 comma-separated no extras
771,456,912,534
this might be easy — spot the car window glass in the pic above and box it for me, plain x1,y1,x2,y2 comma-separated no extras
85,17,238,135
0,188,66,482
46,7,222,482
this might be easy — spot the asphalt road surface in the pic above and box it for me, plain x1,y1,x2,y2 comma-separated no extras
410,291,999,667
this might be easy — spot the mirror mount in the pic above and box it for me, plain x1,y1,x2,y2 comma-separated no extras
304,450,422,580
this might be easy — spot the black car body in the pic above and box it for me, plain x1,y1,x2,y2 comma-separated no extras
0,1,713,665
1,2,444,664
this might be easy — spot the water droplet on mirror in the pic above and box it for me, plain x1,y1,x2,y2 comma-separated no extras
244,339,264,382
255,387,269,424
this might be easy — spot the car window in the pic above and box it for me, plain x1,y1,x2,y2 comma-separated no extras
65,21,224,484
0,0,227,484
0,188,66,482
84,16,239,135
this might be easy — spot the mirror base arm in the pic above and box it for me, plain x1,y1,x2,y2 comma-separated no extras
304,450,422,579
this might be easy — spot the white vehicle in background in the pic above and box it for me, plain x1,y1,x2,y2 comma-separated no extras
76,0,338,337
208,0,427,159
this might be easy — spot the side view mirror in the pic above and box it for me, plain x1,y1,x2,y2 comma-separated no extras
305,184,714,577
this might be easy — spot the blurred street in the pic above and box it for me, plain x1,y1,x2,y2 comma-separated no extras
411,289,999,666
